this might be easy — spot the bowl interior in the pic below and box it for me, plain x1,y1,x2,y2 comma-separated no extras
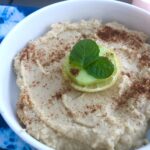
0,0,150,150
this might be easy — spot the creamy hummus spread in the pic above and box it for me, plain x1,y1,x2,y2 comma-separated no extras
14,20,150,150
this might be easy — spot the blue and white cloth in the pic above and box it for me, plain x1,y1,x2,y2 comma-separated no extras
0,5,37,150
0,5,37,42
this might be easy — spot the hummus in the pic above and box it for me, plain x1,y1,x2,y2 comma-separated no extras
14,20,150,150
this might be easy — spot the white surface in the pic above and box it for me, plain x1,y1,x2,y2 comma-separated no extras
0,0,150,150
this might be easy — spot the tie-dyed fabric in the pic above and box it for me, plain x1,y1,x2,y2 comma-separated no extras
0,5,37,150
0,5,37,42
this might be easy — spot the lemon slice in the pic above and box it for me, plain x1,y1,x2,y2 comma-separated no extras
62,49,120,92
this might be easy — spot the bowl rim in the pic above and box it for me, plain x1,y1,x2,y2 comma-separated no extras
0,0,150,150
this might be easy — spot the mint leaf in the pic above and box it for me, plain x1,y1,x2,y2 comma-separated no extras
69,39,99,68
86,57,114,79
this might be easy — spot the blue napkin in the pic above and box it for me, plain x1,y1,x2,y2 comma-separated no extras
0,5,37,150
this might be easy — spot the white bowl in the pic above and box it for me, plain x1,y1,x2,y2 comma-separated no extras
0,0,150,150
133,0,150,12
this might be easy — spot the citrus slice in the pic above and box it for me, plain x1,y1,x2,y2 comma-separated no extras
63,52,120,92
62,49,120,92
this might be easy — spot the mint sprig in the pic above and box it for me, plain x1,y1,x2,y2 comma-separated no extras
69,39,114,79
70,39,99,68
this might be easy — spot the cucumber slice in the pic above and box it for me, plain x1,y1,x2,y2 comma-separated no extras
99,45,108,56
63,56,98,85
73,69,98,85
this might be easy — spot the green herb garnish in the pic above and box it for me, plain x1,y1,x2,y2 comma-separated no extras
69,39,114,79
69,39,99,68
86,56,114,79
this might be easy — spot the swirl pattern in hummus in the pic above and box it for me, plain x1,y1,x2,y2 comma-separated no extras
14,20,150,150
